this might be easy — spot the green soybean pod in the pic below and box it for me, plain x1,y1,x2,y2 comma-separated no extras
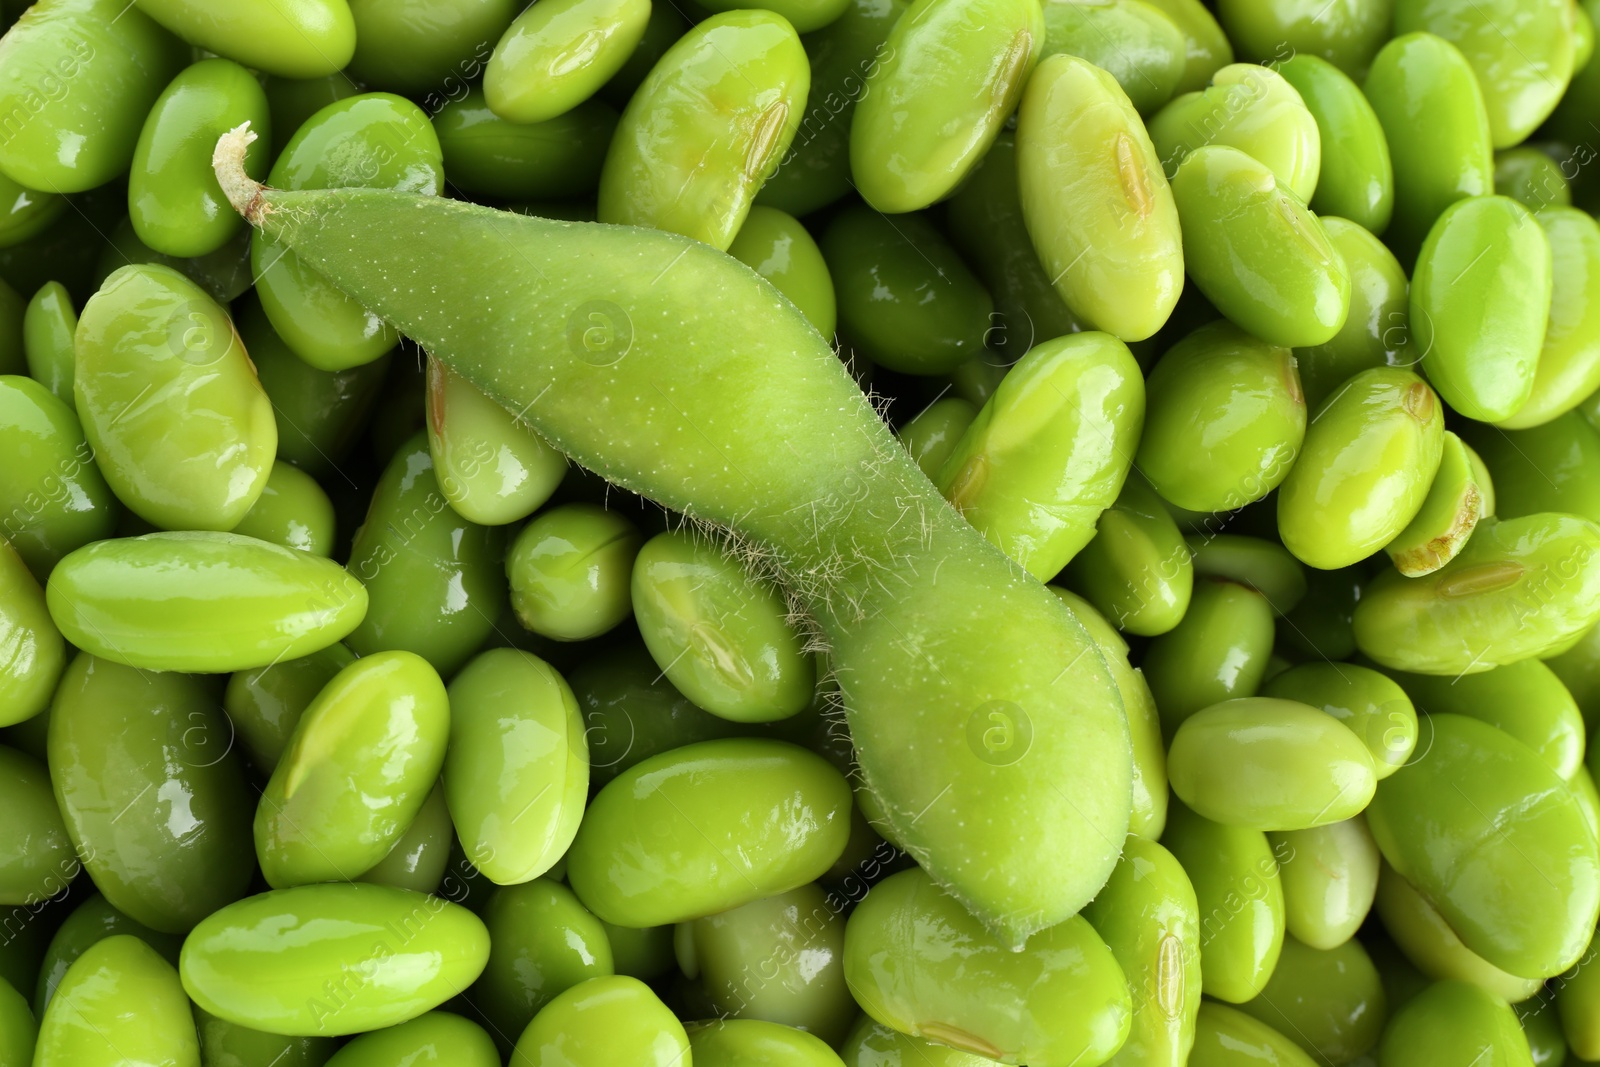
1364,33,1494,263
1378,980,1534,1067
1215,0,1391,77
0,175,64,252
35,935,197,1067
598,10,808,250
33,894,182,1016
0,746,73,907
1383,430,1485,577
843,867,1130,1065
1148,63,1322,202
49,653,253,932
1189,1001,1317,1067
1080,835,1201,1067
1186,535,1307,614
255,650,449,888
180,884,491,1037
346,0,517,94
435,89,618,201
728,206,837,338
129,59,271,259
512,975,690,1067
426,360,565,527
1560,925,1600,1060
21,281,74,404
255,94,443,372
46,532,367,673
1137,321,1305,513
474,878,614,1040
346,433,505,675
1237,935,1387,1064
1160,800,1285,1003
1354,514,1600,675
1141,0,1230,93
1171,145,1351,349
0,538,63,728
1143,578,1276,735
676,884,854,1042
1495,147,1572,212
231,461,336,557
1412,195,1550,424
934,332,1144,581
132,0,356,78
1500,207,1600,429
1063,472,1193,637
223,643,355,775
195,1006,339,1067
898,398,977,480
850,0,1041,214
567,738,851,927
1278,368,1444,572
356,782,453,894
445,648,588,886
1369,714,1600,979
688,1020,848,1066
0,0,188,193
1276,54,1394,236
632,531,814,723
485,0,651,124
1260,662,1418,778
1269,817,1381,950
1015,53,1183,342
507,502,641,643
1040,0,1186,114
838,1017,999,1066
324,1011,496,1066
1472,414,1600,525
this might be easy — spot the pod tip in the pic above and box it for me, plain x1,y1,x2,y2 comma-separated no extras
213,122,267,225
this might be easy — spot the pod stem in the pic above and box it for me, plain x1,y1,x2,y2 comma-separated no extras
213,122,268,226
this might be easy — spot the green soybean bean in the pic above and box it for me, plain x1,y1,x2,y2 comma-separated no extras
426,360,565,527
1412,195,1550,424
435,89,618,201
485,0,651,124
346,432,504,674
0,746,73,907
254,650,447,888
1290,217,1408,410
49,654,252,932
1384,430,1485,577
1464,438,1497,517
898,398,977,480
1187,535,1306,614
1040,0,1186,114
1080,834,1201,1067
1550,621,1600,729
843,867,1129,1065
1171,145,1351,348
0,175,64,252
0,538,62,728
33,894,181,1016
1473,414,1600,525
838,1017,999,1066
1159,800,1285,1003
0,978,31,1066
1364,33,1494,263
1368,714,1600,979
1261,662,1418,778
255,94,442,372
1215,0,1391,77
1269,817,1380,950
1141,0,1230,93
74,263,274,530
223,643,354,775
324,1011,496,1067
1238,935,1386,1063
35,935,197,1067
1278,368,1444,571
262,74,361,156
822,206,992,376
676,884,853,1043
632,531,814,723
1576,766,1600,841
130,59,271,259
510,975,690,1067
1149,63,1322,202
1278,54,1394,236
1394,0,1574,149
1378,979,1534,1067
181,884,491,1036
1520,995,1568,1067
507,502,641,643
47,532,366,673
1560,925,1600,1059
231,462,336,556
850,0,1041,213
567,738,850,927
934,331,1143,580
1144,578,1276,735
1190,1001,1316,1067
445,648,588,886
687,1019,848,1066
598,10,807,250
355,781,452,894
474,878,614,1041
1496,147,1573,212
21,281,74,404
195,1006,340,1067
346,0,517,94
133,0,355,78
728,206,837,338
1063,472,1192,636
1015,53,1182,342
0,0,188,193
95,214,254,305
1501,208,1600,428
1354,513,1600,674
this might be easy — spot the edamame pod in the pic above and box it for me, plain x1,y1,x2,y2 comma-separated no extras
1367,714,1600,979
180,884,491,1036
474,878,614,1039
507,502,640,643
0,538,62,728
49,653,253,932
1278,368,1445,571
1214,0,1391,77
223,642,355,774
1143,578,1276,734
231,461,336,556
934,331,1144,581
132,0,356,78
1384,430,1485,577
34,935,198,1067
1500,207,1600,429
1015,53,1183,342
486,0,652,123
511,975,690,1067
435,90,618,201
599,10,809,250
1260,662,1418,778
1171,145,1350,348
324,1011,498,1067
688,1020,848,1066
21,281,74,404
0,746,73,907
255,650,450,888
728,206,836,338
1277,54,1393,236
33,894,181,1017
1040,0,1186,114
1375,862,1543,1002
1189,1001,1316,1067
1237,935,1387,1064
850,0,1042,213
1412,195,1550,424
445,648,588,885
427,360,565,526
897,398,977,480
1269,817,1381,950
1377,980,1535,1066
47,532,367,673
1063,472,1193,636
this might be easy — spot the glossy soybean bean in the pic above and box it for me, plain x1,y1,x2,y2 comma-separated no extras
132,0,356,78
1520,994,1570,1067
1374,863,1543,1002
0,375,116,578
1040,0,1186,114
1496,147,1572,212
223,642,355,774
1269,817,1381,950
0,176,63,253
838,1017,999,1067
507,502,641,643
486,0,651,124
1215,0,1391,77
688,1020,847,1066
1141,0,1230,93
357,782,453,894
1187,535,1306,614
46,531,367,673
231,461,336,556
0,538,62,728
1383,430,1484,577
34,935,197,1067
426,360,565,527
345,0,517,95
435,90,618,201
1144,578,1276,734
194,1007,339,1067
511,975,689,1067
474,878,614,1040
1378,980,1534,1067
262,73,360,155
180,884,491,1036
728,206,837,338
1502,208,1600,428
898,398,977,480
1189,1001,1316,1067
0,746,73,907
1278,54,1393,235
325,1011,498,1067
1063,472,1193,636
1238,935,1387,1064
1559,925,1600,1059
1261,662,1418,778
32,894,181,1017
21,281,74,404
1473,414,1600,525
